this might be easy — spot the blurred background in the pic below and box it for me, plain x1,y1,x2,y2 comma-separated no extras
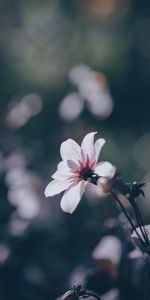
0,0,150,299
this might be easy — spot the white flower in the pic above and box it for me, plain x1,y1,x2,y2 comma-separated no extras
45,132,116,213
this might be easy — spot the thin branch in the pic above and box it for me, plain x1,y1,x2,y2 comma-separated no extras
144,264,150,300
133,202,149,245
84,291,102,300
111,191,145,247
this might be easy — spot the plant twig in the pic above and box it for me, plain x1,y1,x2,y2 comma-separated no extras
133,202,149,245
111,191,145,247
84,291,102,300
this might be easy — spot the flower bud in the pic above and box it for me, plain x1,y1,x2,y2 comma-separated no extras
97,177,113,193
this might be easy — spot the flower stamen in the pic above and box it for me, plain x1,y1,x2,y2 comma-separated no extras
80,167,99,185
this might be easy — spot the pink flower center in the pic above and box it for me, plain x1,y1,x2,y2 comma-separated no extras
79,155,95,170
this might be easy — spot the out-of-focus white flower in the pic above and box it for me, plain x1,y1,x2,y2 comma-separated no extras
92,236,122,265
59,65,114,121
59,92,84,121
5,165,41,220
45,132,116,213
87,90,114,119
6,93,43,128
69,65,91,86
128,249,143,259
101,289,119,300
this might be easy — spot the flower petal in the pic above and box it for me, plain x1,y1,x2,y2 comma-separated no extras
52,169,73,180
81,132,97,163
60,180,86,213
52,161,73,180
67,159,79,170
94,161,116,178
57,161,68,169
60,139,81,162
45,179,72,197
94,138,106,162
